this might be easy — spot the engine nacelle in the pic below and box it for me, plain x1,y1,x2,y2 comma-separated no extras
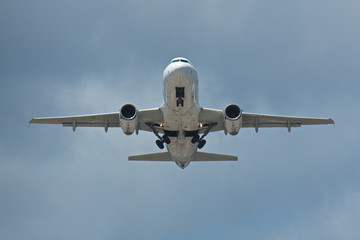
119,104,138,135
224,104,242,135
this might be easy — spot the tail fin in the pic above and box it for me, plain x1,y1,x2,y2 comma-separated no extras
193,152,238,161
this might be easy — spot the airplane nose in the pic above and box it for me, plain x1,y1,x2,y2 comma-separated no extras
169,66,193,76
164,66,197,83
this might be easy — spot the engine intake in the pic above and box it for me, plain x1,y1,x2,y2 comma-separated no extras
224,104,242,135
121,104,137,119
225,104,241,120
120,104,138,135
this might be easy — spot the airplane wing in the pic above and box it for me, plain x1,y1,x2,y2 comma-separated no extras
198,108,334,133
30,108,163,133
242,113,334,132
198,108,225,133
137,108,164,132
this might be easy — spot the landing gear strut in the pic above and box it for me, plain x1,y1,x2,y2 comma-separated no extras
146,122,171,149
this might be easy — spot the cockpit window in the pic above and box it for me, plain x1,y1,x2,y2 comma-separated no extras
171,59,188,63
168,58,192,66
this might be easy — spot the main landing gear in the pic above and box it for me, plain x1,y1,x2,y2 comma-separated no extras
191,123,216,149
163,135,171,144
190,134,206,149
198,139,206,149
146,123,171,150
147,122,216,150
155,139,164,149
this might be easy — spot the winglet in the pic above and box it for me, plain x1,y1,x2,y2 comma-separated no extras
330,118,335,128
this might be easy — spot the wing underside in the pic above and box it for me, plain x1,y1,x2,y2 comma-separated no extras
198,108,334,133
241,113,334,131
30,108,164,133
30,112,120,128
30,107,333,133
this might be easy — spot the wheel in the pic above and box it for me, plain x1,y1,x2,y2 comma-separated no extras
156,139,164,149
198,139,206,149
191,134,199,144
162,135,171,144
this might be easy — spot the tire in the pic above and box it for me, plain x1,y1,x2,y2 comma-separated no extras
191,134,199,144
156,140,164,149
198,139,206,149
163,135,171,144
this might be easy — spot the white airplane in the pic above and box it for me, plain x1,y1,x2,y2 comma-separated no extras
30,57,334,169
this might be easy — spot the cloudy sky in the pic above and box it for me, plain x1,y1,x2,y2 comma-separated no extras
1,0,359,239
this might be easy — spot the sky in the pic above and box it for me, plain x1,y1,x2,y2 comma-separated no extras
0,0,359,239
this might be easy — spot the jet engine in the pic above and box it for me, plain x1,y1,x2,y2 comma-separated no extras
119,104,138,135
224,104,242,135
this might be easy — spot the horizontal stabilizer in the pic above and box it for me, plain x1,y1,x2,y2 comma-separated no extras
128,152,172,161
193,152,238,161
128,152,238,162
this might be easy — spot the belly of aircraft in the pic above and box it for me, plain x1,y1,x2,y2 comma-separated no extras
161,106,200,168
166,138,197,169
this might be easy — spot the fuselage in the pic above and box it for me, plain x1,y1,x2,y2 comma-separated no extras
161,57,201,168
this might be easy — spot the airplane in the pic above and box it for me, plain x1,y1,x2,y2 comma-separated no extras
30,57,334,169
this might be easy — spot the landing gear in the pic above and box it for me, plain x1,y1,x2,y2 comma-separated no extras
146,122,171,149
163,135,171,144
194,123,216,149
191,134,199,144
156,140,164,149
198,139,206,149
